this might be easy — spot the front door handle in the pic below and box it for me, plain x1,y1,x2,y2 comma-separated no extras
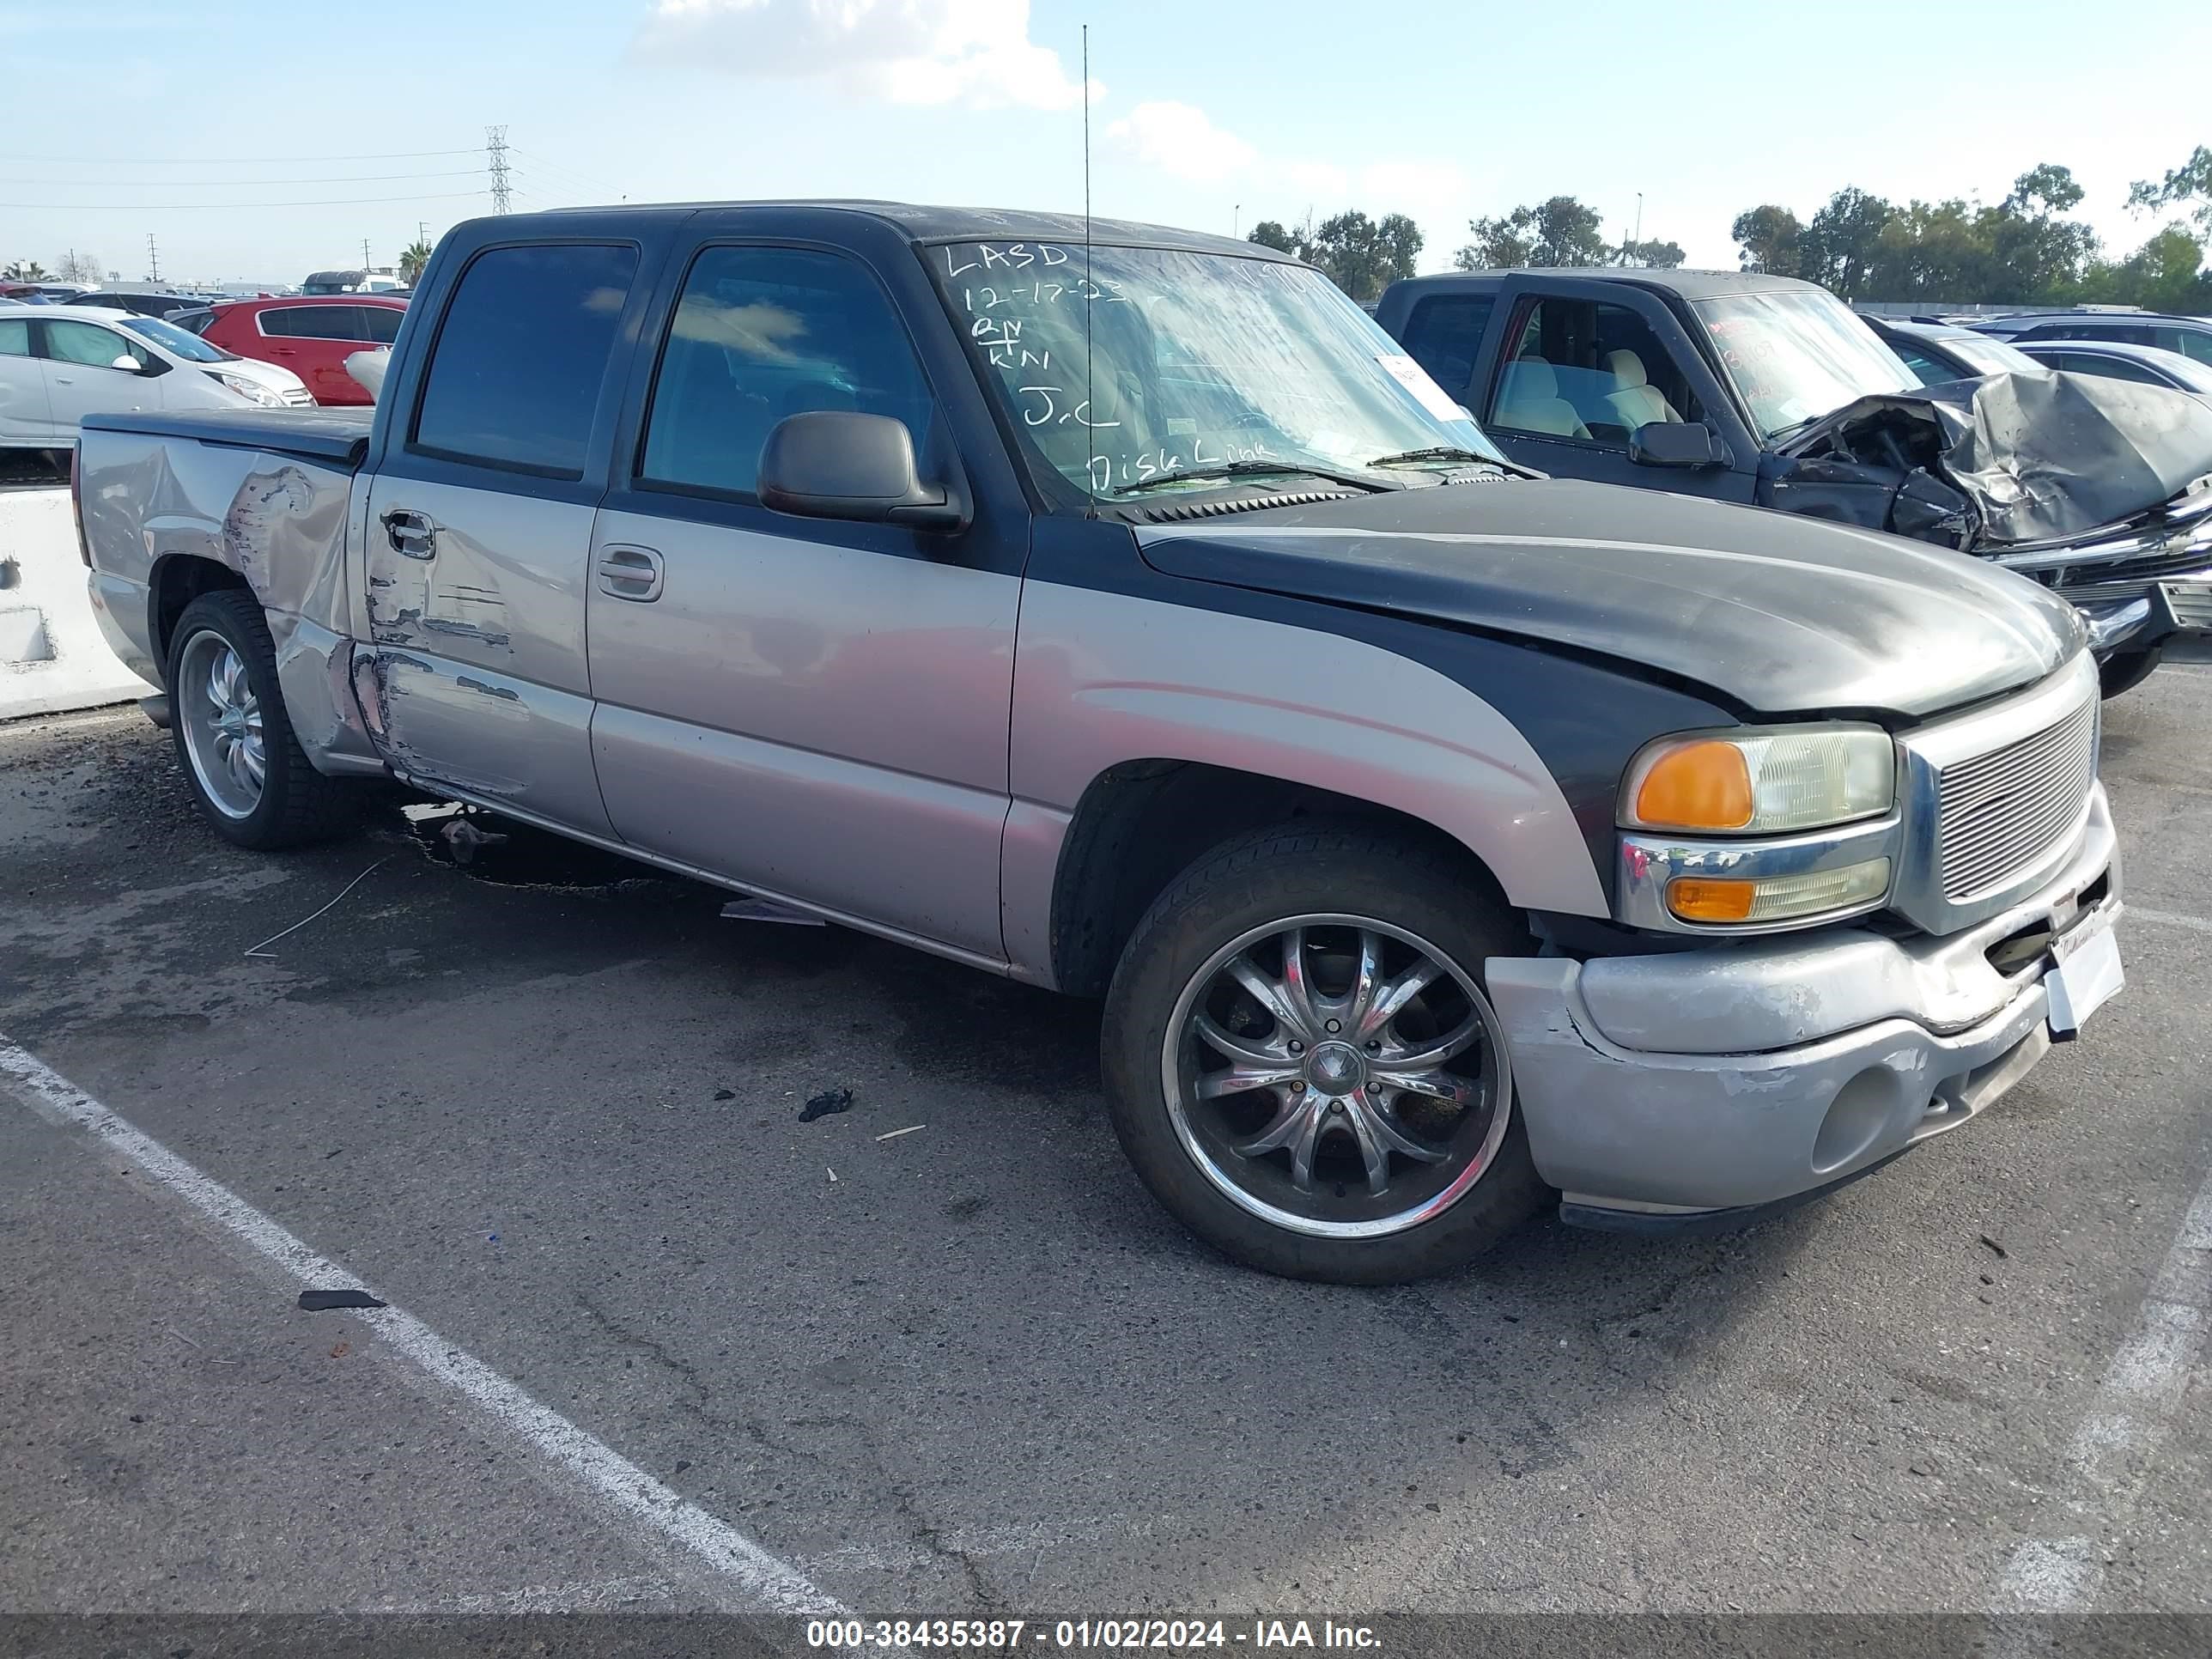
597,544,665,603
381,507,435,559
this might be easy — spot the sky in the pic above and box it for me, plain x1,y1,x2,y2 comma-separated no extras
2,0,2207,288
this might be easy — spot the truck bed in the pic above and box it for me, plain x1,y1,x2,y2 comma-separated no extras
78,407,373,468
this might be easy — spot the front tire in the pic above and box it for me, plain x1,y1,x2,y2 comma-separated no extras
166,590,360,850
1101,823,1546,1284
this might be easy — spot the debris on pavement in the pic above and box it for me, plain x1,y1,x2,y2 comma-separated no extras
721,897,825,927
297,1289,387,1311
243,855,395,959
826,1167,838,1183
713,1088,736,1101
799,1087,855,1122
440,816,509,865
1978,1233,2009,1259
876,1124,927,1141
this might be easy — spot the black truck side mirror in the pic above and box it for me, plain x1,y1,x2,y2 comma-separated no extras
757,411,968,532
1630,420,1728,470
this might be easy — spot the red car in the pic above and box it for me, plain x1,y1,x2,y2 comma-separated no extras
177,296,406,407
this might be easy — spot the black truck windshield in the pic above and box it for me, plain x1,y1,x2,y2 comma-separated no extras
933,240,1501,499
1696,289,1919,440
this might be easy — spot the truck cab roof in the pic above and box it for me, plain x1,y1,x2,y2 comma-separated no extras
1395,267,1825,301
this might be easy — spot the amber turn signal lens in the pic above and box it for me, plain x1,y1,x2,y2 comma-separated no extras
1633,741,1754,831
1664,878,1758,922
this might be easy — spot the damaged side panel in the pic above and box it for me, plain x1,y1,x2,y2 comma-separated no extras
355,473,610,830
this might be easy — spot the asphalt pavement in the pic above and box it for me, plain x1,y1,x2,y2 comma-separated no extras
1,667,2208,1627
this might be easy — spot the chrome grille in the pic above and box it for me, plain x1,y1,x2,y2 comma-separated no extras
1935,696,2096,901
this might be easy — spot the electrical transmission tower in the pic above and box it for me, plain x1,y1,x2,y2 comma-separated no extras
146,234,160,282
487,125,512,214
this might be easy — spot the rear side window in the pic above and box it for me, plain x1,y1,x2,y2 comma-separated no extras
411,243,639,477
2068,353,2166,386
1396,295,1494,399
261,305,367,340
0,319,28,357
362,307,404,344
639,245,933,501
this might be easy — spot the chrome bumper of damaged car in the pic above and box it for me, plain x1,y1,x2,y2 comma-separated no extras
1483,789,2120,1227
2071,569,2212,655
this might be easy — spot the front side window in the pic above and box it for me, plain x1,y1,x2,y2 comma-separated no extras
2153,327,2212,366
2069,354,2167,386
1693,289,1917,440
44,319,145,370
1490,298,1703,444
640,246,933,500
1892,343,1958,386
411,242,638,477
933,240,1500,501
362,307,404,345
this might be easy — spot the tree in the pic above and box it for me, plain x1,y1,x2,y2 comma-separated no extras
2128,145,2212,235
3,260,51,282
1297,210,1422,301
1246,220,1303,255
1798,187,1894,299
1455,196,1608,270
55,251,102,284
2081,226,2211,313
1730,204,1803,275
1618,239,1686,269
398,238,434,285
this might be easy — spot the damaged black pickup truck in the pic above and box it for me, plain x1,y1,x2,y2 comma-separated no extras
1376,268,2212,696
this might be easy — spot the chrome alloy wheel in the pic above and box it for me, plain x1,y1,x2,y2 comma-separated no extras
177,629,266,820
1160,915,1513,1239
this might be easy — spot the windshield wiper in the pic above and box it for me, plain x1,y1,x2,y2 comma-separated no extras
1108,460,1390,497
1366,446,1498,469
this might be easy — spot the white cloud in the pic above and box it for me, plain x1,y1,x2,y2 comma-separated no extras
1104,101,1259,183
636,0,1099,112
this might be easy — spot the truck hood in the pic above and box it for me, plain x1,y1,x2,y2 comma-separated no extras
1132,477,2083,721
1770,369,2212,550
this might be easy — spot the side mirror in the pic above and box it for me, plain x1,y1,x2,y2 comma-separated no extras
757,411,966,532
1629,420,1727,469
110,354,144,373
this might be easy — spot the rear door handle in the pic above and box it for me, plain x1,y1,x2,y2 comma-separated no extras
381,507,435,559
597,544,665,602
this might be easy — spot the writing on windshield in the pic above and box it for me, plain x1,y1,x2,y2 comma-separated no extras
938,240,1494,498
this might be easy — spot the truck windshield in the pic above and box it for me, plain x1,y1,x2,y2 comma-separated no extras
1694,289,1918,440
932,240,1501,499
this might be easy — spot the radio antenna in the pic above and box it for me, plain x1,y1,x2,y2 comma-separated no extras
1081,22,1096,519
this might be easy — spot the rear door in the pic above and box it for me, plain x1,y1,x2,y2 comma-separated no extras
357,238,656,836
584,236,1023,958
1472,278,1756,501
0,315,51,443
255,304,368,404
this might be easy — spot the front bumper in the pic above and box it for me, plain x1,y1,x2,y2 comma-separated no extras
2072,572,2212,659
1485,785,2120,1227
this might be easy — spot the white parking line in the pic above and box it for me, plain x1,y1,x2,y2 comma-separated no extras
0,1033,846,1619
1991,1176,2212,1611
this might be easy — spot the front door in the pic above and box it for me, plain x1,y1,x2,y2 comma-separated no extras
1476,282,1757,504
356,240,647,838
586,240,1019,960
37,317,157,434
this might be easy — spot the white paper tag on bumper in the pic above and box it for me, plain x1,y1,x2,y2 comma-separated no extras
2045,923,2123,1038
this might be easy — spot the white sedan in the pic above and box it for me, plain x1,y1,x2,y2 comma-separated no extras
0,303,311,453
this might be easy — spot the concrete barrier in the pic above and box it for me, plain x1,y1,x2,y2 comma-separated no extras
0,485,158,721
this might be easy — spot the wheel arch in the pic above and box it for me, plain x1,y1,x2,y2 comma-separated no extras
148,553,254,681
1044,758,1514,999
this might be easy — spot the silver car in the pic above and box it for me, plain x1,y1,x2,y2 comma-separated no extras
0,304,310,453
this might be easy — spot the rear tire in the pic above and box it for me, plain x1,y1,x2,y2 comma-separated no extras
2098,647,2162,699
1101,823,1547,1285
165,590,361,850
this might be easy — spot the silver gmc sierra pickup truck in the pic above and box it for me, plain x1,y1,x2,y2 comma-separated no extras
73,202,2125,1283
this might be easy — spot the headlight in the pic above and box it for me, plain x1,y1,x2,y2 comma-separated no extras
207,370,283,407
1621,725,1895,835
